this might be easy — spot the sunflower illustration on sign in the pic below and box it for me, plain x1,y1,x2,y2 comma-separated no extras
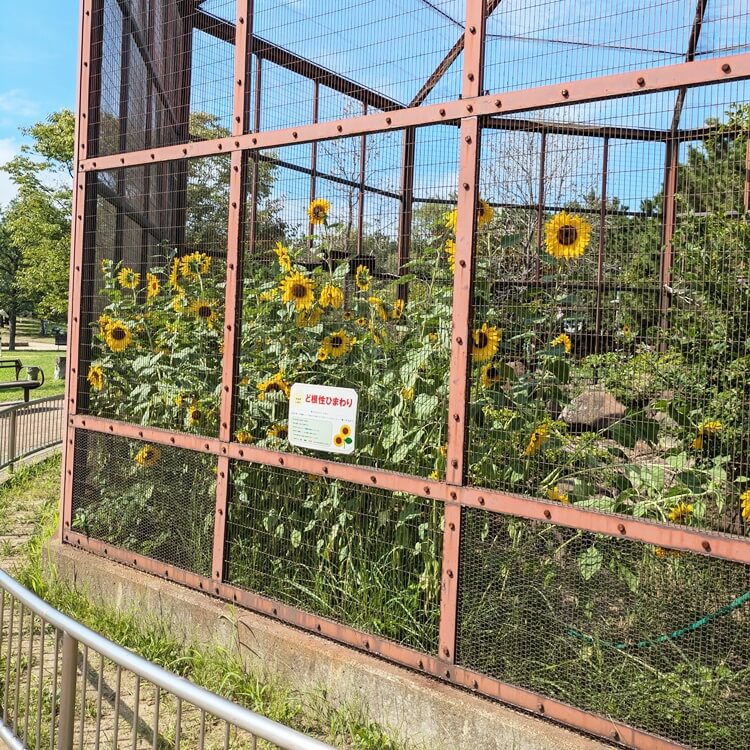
333,424,353,448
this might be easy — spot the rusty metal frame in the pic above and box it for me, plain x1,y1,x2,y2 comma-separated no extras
65,2,750,749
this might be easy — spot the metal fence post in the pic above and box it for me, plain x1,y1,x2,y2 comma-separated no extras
58,632,79,750
7,408,17,473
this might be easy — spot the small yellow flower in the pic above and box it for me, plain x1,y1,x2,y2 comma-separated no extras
280,271,315,311
234,430,253,444
368,296,388,322
355,316,367,327
654,546,682,559
188,299,217,328
180,251,211,279
87,364,104,392
146,272,160,300
317,343,330,362
444,209,457,232
174,393,184,408
623,324,632,337
444,239,456,273
429,470,440,480
667,501,693,524
546,486,570,504
104,321,132,353
98,314,114,337
550,333,572,354
273,241,293,272
259,288,278,302
319,284,344,310
100,258,112,275
355,265,371,292
117,267,140,290
691,420,722,450
477,199,493,226
308,198,330,225
267,424,289,440
168,258,184,295
257,372,290,400
402,387,414,401
523,424,550,457
741,490,750,521
134,444,160,468
342,310,353,321
471,323,501,362
322,329,355,358
391,299,405,320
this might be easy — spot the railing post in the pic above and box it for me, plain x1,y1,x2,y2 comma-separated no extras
58,633,78,750
7,409,17,473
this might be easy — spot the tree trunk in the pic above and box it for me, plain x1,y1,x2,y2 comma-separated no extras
8,312,16,351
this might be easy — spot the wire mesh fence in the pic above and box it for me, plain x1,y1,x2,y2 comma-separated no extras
65,1,750,748
0,396,64,471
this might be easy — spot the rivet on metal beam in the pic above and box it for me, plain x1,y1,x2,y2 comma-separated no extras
637,77,645,87
561,88,569,98
439,109,446,116
478,496,485,505
385,117,392,124
618,523,626,534
443,647,450,657
446,570,454,579
722,63,731,73
495,99,501,108
453,413,460,421
469,25,476,33
450,491,457,500
337,125,343,132
424,486,430,494
459,259,466,267
448,522,455,531
463,182,470,190
702,540,711,551
544,509,552,519
466,104,473,112
451,459,458,468
465,135,472,143
370,475,377,483
456,337,463,345
467,73,475,81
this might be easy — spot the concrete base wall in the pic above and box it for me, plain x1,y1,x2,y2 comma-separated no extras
46,541,611,750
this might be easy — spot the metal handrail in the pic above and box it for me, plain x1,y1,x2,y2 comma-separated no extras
0,567,335,750
0,394,64,471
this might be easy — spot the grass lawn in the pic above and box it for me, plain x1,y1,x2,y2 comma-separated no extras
0,350,66,403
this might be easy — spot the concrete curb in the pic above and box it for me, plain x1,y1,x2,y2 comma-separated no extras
46,540,612,750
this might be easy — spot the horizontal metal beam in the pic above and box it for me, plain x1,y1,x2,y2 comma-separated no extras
68,416,750,565
80,53,750,173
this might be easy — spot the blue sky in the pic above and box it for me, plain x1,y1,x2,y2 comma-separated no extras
0,1,78,207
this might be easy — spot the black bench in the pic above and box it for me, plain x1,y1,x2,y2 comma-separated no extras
0,360,45,402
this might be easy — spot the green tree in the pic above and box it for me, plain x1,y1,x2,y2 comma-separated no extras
0,212,35,350
1,109,75,321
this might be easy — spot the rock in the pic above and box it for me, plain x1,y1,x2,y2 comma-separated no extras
561,386,627,430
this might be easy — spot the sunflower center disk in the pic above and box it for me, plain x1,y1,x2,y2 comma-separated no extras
330,336,343,348
292,284,308,299
112,328,126,340
487,366,497,379
476,332,489,349
557,225,578,246
198,306,212,318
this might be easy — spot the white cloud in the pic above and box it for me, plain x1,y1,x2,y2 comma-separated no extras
0,90,39,120
0,138,19,209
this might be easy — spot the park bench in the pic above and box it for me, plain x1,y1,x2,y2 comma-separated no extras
0,360,45,402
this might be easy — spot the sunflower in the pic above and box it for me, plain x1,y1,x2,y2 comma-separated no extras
322,329,355,358
267,424,288,440
308,198,330,225
117,267,140,290
273,241,293,272
480,362,502,389
741,489,750,521
234,430,253,444
444,239,456,273
333,434,345,447
174,393,184,408
169,258,184,294
188,405,202,424
471,323,501,362
188,299,217,328
477,199,494,226
550,333,572,354
544,211,592,260
691,420,722,450
623,324,632,337
319,284,344,310
356,266,373,293
444,209,457,232
98,314,114,337
402,387,414,401
280,271,315,311
654,546,682,559
523,424,550,457
100,258,112,275
146,272,160,301
256,371,290,400
180,251,211,279
368,296,388,322
546,486,570,504
317,343,330,362
298,306,323,327
134,444,160,468
104,321,132,353
391,299,405,320
259,288,278,303
355,316,367,327
667,501,693,524
342,310,353,321
87,364,104,392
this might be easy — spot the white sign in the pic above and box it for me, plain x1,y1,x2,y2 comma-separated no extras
288,383,358,455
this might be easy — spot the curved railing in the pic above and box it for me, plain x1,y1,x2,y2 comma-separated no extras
0,395,64,471
0,568,334,750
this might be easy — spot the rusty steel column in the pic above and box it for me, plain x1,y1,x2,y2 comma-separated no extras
440,0,486,665
213,0,254,583
397,127,416,302
594,137,609,348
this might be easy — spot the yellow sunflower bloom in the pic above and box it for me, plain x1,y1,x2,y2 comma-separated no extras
546,486,570,504
691,420,722,450
180,251,211,279
317,343,330,362
117,267,140,290
741,489,750,521
98,314,114,337
104,321,132,353
174,393,184,408
188,405,202,424
322,329,355,358
471,323,501,362
445,239,456,273
342,310,353,321
667,501,693,524
368,296,388,322
280,271,315,311
134,444,160,468
267,424,289,440
480,362,502,388
256,371,290,400
402,387,414,401
87,364,104,392
355,265,371,292
444,209,457,232
477,199,494,226
550,333,572,354
235,430,253,444
319,284,344,310
169,258,184,294
146,272,160,301
355,316,367,327
298,306,323,328
391,299,405,320
188,299,217,328
523,424,550,457
544,211,592,260
308,198,330,225
259,288,278,303
273,241,293,272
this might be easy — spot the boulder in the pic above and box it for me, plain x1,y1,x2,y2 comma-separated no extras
561,386,626,430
